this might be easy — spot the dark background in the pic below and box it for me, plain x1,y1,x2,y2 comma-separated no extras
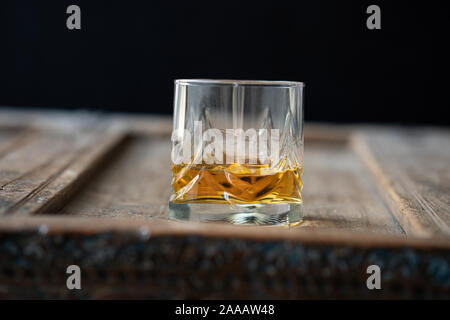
0,0,449,124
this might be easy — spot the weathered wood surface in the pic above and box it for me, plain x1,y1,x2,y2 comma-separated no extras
0,108,449,299
352,129,450,238
1,109,446,239
60,135,171,218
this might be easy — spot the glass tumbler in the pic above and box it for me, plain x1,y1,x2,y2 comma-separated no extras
169,79,304,226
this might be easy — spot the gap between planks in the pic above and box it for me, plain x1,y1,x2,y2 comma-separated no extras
0,127,127,216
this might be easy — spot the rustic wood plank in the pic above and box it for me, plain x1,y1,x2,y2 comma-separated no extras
0,107,172,135
0,126,126,216
301,140,403,235
0,215,449,249
0,127,32,158
59,135,171,218
0,108,103,131
1,109,449,299
0,130,73,213
0,109,447,240
14,132,126,215
58,132,403,236
352,128,450,238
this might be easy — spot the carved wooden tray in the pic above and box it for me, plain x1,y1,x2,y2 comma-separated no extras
0,108,448,298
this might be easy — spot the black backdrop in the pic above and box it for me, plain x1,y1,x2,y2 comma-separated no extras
0,0,449,124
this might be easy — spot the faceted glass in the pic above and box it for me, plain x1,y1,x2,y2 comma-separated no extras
169,79,304,226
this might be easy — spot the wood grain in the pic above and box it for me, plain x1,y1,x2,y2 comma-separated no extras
60,135,171,218
0,109,449,299
14,132,126,215
0,215,448,249
0,109,449,244
0,125,126,215
0,127,30,157
57,134,404,236
352,128,450,238
302,141,403,235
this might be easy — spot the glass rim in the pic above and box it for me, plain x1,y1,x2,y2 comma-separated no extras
175,79,305,88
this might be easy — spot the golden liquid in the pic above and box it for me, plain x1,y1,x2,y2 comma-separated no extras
171,162,303,204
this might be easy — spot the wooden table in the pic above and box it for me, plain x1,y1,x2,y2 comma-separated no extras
0,108,449,299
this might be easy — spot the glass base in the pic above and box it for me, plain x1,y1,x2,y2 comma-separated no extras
169,202,303,226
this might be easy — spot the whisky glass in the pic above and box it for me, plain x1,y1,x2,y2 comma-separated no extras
169,79,304,226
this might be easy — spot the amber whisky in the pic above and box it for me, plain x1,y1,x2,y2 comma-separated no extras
171,162,303,204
